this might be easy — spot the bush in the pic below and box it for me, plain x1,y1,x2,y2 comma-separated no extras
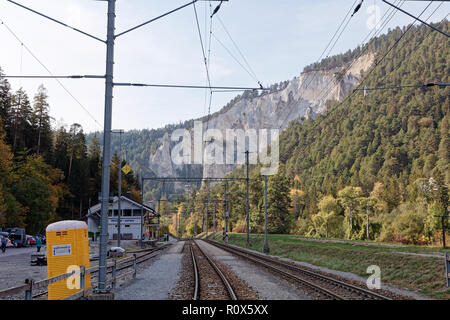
378,201,428,244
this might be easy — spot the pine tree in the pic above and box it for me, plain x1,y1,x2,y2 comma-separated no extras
267,166,292,234
32,85,53,161
10,88,33,153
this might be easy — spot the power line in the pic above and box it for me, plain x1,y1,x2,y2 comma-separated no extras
341,1,436,99
277,0,361,129
211,32,259,84
193,1,212,91
3,75,105,79
308,4,448,134
316,0,447,104
355,82,449,90
6,0,105,43
113,82,267,90
216,15,262,87
382,0,450,37
314,0,406,106
0,18,103,128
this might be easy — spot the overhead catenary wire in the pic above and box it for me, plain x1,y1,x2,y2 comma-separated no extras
211,32,260,84
313,0,407,106
216,15,262,88
193,1,215,133
205,2,215,131
277,0,361,129
335,0,436,100
0,18,103,128
315,0,446,105
354,82,450,91
113,82,267,91
292,8,449,192
311,0,408,107
193,2,212,91
309,3,448,133
3,75,105,79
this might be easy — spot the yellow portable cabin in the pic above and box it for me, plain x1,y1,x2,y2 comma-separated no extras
46,220,91,300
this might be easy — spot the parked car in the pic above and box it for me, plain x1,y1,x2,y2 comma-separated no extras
26,235,36,246
1,228,27,247
6,238,13,247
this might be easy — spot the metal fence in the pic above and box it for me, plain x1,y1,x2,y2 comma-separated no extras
0,244,169,300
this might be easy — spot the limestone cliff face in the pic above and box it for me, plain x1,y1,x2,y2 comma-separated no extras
148,52,375,181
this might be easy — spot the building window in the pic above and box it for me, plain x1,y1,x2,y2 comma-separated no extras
124,209,132,216
125,225,130,228
132,209,141,216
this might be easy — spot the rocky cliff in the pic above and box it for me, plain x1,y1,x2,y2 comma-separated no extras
148,52,375,183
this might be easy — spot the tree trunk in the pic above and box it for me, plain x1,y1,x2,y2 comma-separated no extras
366,209,369,240
349,206,353,234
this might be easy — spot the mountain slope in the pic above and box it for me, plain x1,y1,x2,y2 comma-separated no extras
96,46,376,198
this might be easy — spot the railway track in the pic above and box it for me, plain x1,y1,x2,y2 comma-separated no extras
204,240,391,300
189,240,237,300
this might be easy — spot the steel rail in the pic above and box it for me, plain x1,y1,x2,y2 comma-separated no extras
203,240,342,300
206,240,390,300
193,240,237,300
190,242,200,300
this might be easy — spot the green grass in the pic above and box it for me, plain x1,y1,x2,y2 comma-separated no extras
211,233,450,300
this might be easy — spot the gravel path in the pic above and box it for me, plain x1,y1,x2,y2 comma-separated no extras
0,248,47,291
114,241,184,300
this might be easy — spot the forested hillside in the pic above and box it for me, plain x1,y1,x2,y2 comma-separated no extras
0,75,141,234
175,21,449,245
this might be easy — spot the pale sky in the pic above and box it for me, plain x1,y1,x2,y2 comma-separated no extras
0,0,447,133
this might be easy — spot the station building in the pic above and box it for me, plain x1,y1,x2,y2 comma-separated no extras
86,196,159,240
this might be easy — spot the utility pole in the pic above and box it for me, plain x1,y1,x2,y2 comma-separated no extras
213,201,217,236
112,129,124,247
140,176,144,247
263,175,269,254
224,182,228,243
206,181,210,238
245,150,250,248
98,0,116,293
5,0,238,298
175,208,178,239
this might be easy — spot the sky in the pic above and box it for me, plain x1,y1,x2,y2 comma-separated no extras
0,0,448,133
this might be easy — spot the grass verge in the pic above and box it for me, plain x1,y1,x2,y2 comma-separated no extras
210,233,449,300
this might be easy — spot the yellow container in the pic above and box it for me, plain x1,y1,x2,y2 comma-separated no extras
46,221,91,300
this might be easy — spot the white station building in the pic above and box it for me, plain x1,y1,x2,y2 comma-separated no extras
86,196,157,240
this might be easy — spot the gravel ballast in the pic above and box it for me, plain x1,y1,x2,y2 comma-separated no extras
196,240,312,300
